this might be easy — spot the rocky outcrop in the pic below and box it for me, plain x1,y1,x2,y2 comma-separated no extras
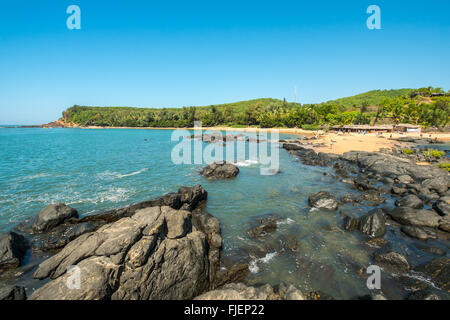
194,282,305,300
32,203,78,233
0,232,26,272
200,162,239,179
433,196,450,216
0,285,27,300
308,191,338,210
30,205,219,300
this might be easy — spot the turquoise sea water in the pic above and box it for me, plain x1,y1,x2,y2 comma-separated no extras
1,127,448,299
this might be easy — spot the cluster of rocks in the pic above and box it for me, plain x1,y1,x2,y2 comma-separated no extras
284,142,450,298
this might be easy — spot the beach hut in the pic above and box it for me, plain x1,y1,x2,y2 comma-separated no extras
395,124,421,133
330,125,393,133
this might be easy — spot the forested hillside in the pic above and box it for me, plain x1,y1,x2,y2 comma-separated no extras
61,87,449,129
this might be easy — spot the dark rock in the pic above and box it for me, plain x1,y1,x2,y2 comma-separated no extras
392,185,407,195
35,222,98,251
416,258,450,289
422,177,449,195
433,197,450,216
439,215,450,232
360,190,386,204
0,285,27,300
413,243,446,256
401,225,428,240
32,203,78,233
396,175,414,184
308,191,338,210
354,177,376,191
388,207,441,228
200,162,239,179
214,263,249,289
395,194,423,209
0,232,27,271
340,194,359,203
343,216,359,231
373,246,410,274
247,217,279,239
408,290,442,300
358,209,386,238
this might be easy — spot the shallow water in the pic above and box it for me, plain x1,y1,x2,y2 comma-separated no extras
0,128,448,299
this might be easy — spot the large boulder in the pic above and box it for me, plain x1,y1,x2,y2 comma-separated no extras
0,285,27,300
308,191,338,210
395,194,423,209
0,232,27,271
388,207,441,228
422,177,449,195
32,203,78,233
195,283,305,300
200,162,239,179
30,206,217,300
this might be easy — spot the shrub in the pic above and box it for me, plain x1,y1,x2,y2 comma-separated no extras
423,149,445,158
301,124,319,131
402,148,414,155
439,163,450,172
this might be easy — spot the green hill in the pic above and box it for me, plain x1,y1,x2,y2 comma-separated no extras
325,89,415,110
59,87,448,128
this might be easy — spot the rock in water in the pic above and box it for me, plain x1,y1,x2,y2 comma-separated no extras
416,258,450,290
358,209,386,238
0,285,27,300
308,191,338,210
373,246,410,274
30,206,216,300
200,162,239,179
0,232,27,271
401,225,428,240
388,207,441,228
32,203,78,233
395,194,423,209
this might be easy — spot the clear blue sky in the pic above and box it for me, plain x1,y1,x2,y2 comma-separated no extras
0,0,449,124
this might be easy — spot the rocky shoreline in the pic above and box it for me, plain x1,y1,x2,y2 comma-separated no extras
282,140,449,299
1,138,449,300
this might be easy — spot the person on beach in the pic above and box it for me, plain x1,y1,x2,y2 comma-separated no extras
330,140,333,149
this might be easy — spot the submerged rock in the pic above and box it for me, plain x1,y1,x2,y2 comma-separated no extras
32,203,78,233
308,191,338,210
30,206,217,300
247,217,279,239
373,246,410,274
200,162,239,179
416,257,450,290
0,232,27,272
401,225,428,240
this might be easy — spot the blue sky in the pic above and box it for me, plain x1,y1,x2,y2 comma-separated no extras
0,0,449,124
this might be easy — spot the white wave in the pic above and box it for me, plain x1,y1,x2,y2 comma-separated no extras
234,160,258,167
22,173,51,180
97,168,148,180
116,168,149,178
248,251,278,274
277,218,295,226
